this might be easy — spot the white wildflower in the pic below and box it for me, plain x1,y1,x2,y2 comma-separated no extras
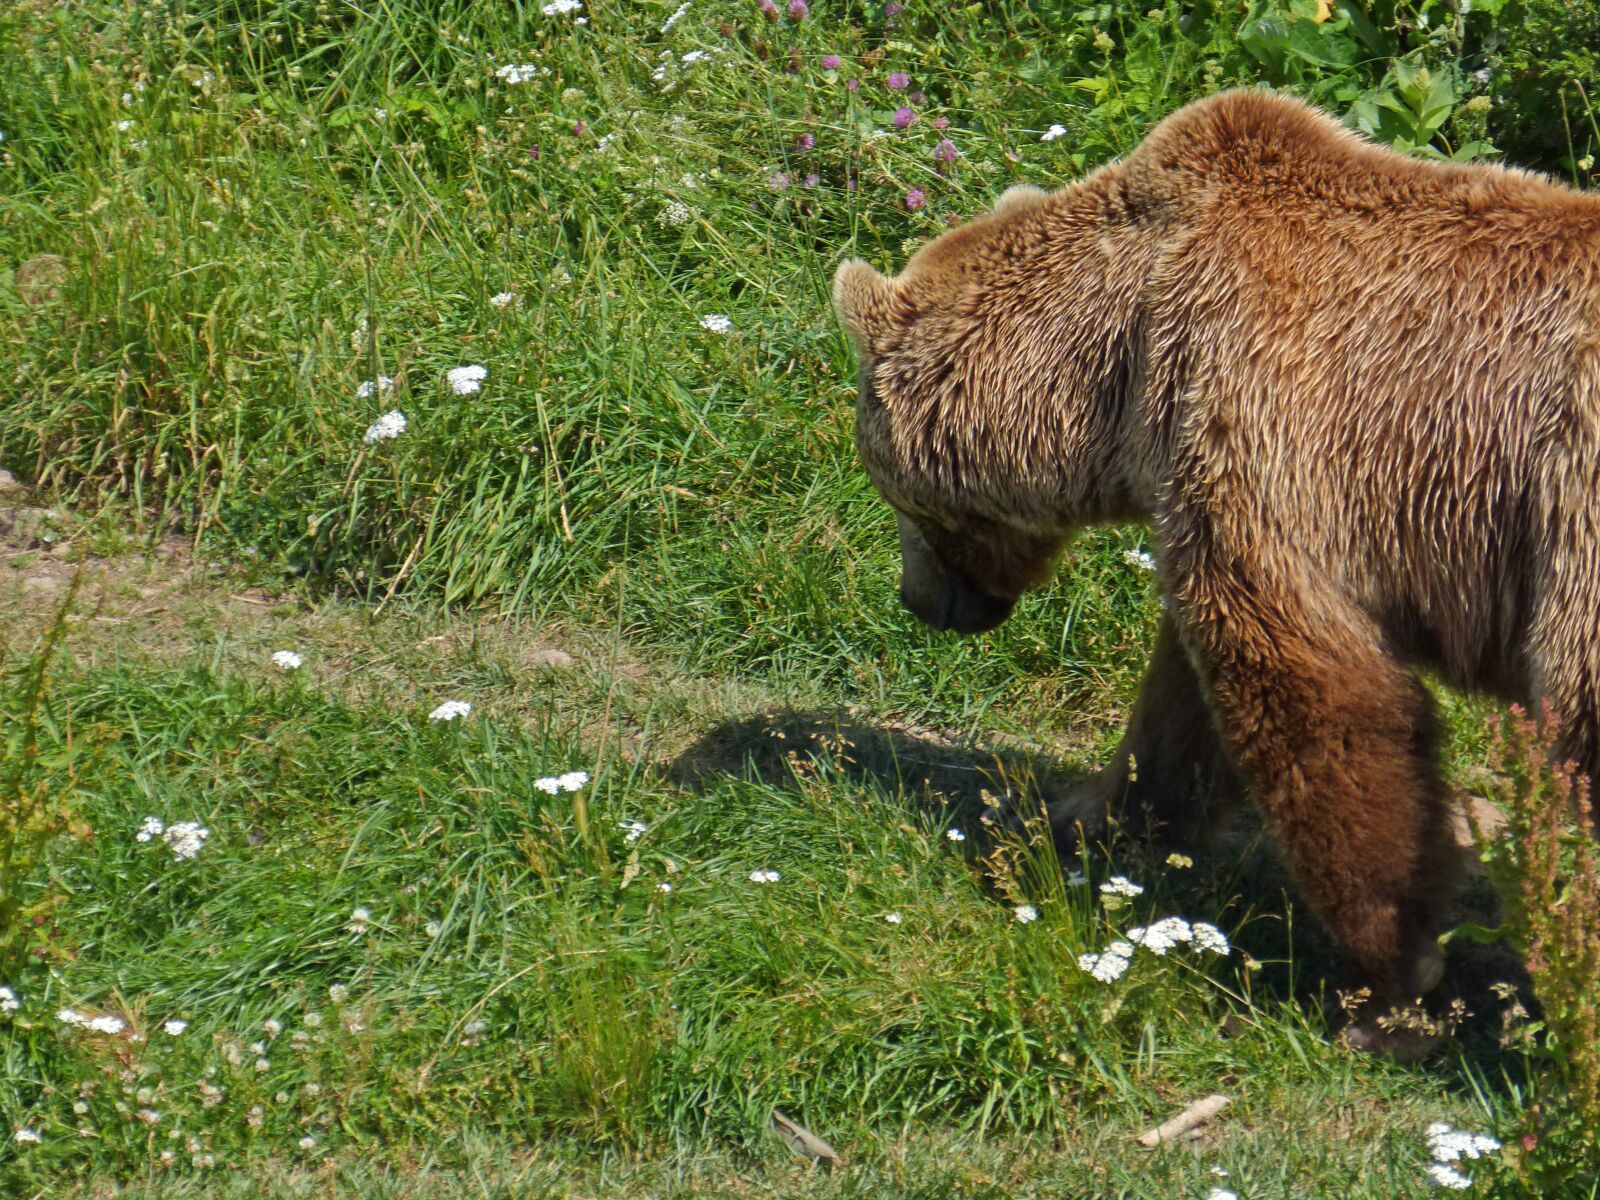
1065,870,1088,886
748,868,780,884
347,907,371,934
137,1108,161,1125
271,650,302,670
699,313,732,333
620,821,647,843
0,986,17,1015
162,822,209,861
164,1019,187,1036
428,700,472,722
1191,922,1231,955
595,132,617,153
662,1,690,32
535,776,562,794
658,200,691,227
1099,875,1144,897
355,376,394,398
304,1011,324,1027
1427,1124,1501,1163
328,984,349,1005
1077,942,1133,983
87,1014,127,1035
1014,904,1040,924
425,921,442,937
884,912,902,925
656,881,672,893
490,291,517,308
543,0,583,13
298,1135,317,1151
1424,1162,1473,1190
446,364,488,395
494,64,547,85
15,1127,41,1144
1126,916,1192,955
1041,124,1068,141
374,108,387,121
558,770,590,791
362,410,406,444
1208,1191,1239,1200
117,119,134,132
137,816,165,842
1122,548,1156,571
264,1018,282,1038
946,828,966,843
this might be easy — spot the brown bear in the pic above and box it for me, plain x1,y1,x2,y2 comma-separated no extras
833,88,1600,1052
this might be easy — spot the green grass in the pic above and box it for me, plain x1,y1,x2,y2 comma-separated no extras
2,0,1599,1193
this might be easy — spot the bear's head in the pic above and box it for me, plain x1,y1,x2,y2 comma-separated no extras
833,185,1072,636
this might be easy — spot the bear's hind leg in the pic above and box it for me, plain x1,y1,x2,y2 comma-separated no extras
1049,612,1244,848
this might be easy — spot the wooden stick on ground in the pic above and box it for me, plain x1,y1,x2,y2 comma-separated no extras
770,1109,843,1168
1136,1093,1231,1147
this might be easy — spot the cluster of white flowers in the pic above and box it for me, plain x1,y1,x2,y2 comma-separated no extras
136,816,210,861
699,313,732,333
355,376,394,398
271,649,302,670
1207,1190,1238,1200
489,291,518,308
58,1008,127,1035
362,410,406,444
543,0,583,12
347,907,371,934
536,770,590,794
495,63,548,85
1126,916,1193,954
1100,875,1144,898
619,820,647,843
661,1,690,32
14,1127,40,1144
1122,548,1156,571
748,868,780,884
1014,904,1039,924
884,912,903,925
656,881,672,893
1041,124,1068,142
946,828,967,843
428,700,472,722
1422,1123,1501,1189
1077,941,1135,983
164,1019,187,1036
658,200,691,227
446,364,488,395
0,986,18,1015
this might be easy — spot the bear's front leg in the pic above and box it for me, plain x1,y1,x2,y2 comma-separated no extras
1173,570,1457,1056
1049,612,1244,848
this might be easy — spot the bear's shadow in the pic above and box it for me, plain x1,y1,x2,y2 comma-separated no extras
665,708,1532,1089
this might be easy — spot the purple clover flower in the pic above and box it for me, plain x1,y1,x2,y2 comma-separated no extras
760,0,779,20
932,116,949,129
803,173,820,187
767,171,791,191
893,106,916,130
787,0,808,18
935,138,958,162
794,132,815,151
905,188,926,210
847,77,860,91
885,2,903,14
887,71,909,91
529,145,541,159
821,54,842,69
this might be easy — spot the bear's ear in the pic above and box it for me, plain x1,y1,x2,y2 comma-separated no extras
994,183,1048,214
833,258,901,347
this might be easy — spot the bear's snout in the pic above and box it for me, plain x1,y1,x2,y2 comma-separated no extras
900,574,1015,635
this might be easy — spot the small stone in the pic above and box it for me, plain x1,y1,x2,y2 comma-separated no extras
0,469,20,495
531,648,576,670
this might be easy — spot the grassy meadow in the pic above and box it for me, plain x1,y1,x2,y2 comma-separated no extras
3,0,1599,1195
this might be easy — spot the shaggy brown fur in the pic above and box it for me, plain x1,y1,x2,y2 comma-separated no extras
834,88,1600,1047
